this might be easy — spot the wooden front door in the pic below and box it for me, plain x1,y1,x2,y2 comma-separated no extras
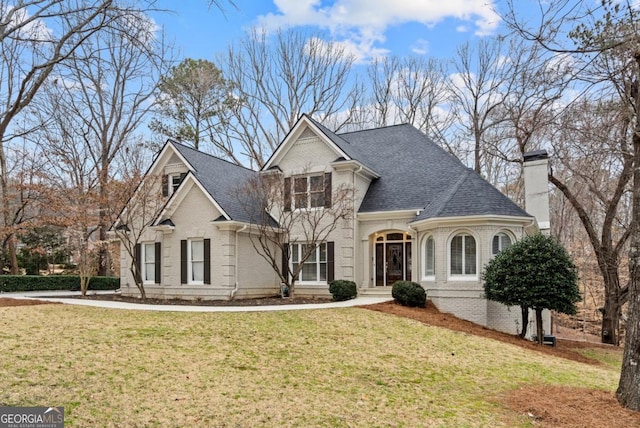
374,233,412,287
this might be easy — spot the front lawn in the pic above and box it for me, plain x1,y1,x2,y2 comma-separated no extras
0,304,620,427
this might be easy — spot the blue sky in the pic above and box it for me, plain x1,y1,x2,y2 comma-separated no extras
152,0,510,63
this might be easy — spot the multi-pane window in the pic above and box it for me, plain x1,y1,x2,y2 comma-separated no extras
143,243,155,283
190,239,204,283
170,174,182,194
291,243,327,282
450,233,476,276
492,232,512,256
424,236,435,278
293,175,325,209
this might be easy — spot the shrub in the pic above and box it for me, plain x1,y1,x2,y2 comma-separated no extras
392,281,426,307
0,276,120,293
329,280,357,301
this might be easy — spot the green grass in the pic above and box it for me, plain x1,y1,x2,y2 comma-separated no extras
577,347,623,370
0,305,619,427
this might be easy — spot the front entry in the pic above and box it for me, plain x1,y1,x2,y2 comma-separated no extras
374,232,412,286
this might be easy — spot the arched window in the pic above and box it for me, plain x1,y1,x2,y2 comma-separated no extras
450,233,476,276
423,236,435,279
492,232,512,256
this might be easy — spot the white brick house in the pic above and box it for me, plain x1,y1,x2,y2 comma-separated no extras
115,114,549,334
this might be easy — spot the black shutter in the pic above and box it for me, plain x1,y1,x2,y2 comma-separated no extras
324,172,332,208
281,243,289,282
134,243,142,283
162,175,168,197
284,177,291,212
326,241,334,283
204,239,211,285
180,240,187,284
154,242,161,284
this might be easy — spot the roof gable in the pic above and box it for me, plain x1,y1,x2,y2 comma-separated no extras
169,142,260,223
262,114,351,171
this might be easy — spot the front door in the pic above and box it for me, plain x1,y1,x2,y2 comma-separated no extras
374,232,412,286
386,243,404,284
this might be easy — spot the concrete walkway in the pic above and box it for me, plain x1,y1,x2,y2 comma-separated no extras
1,290,393,313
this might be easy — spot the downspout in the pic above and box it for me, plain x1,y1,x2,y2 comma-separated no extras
353,166,362,287
230,224,248,299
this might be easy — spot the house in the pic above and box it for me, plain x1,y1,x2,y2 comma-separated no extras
115,114,550,334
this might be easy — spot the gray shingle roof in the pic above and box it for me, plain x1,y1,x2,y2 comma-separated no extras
169,120,530,225
335,124,530,220
171,142,260,223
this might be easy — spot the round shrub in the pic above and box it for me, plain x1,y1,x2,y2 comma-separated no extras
329,280,357,301
391,281,426,307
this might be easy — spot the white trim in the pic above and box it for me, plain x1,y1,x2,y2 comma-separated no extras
262,115,351,171
330,159,380,179
291,242,328,284
491,230,515,256
411,214,533,230
188,238,205,285
422,234,435,280
447,230,479,280
358,210,419,221
153,174,231,226
141,242,156,284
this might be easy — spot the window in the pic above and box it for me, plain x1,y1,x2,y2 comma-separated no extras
180,239,210,285
135,242,160,285
492,232,512,256
424,236,435,278
291,243,327,282
287,173,331,210
450,233,476,276
142,243,155,283
170,174,182,194
190,239,204,283
293,175,325,209
162,173,186,197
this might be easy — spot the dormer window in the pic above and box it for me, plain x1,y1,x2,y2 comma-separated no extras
162,172,186,197
284,173,332,211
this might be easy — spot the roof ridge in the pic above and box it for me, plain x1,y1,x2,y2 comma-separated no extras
336,122,412,136
169,139,257,172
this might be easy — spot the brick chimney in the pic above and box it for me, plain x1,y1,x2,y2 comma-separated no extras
523,150,550,235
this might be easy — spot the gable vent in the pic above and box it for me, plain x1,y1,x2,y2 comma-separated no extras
300,128,317,139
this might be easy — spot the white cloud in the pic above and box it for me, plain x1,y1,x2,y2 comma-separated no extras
2,5,53,42
411,39,430,55
257,0,500,61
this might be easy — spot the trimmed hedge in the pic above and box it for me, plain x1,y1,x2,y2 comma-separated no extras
329,280,358,301
0,276,120,293
391,281,426,307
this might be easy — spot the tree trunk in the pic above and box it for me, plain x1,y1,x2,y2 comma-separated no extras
535,307,544,345
617,116,640,410
519,305,529,339
602,286,621,345
97,158,110,276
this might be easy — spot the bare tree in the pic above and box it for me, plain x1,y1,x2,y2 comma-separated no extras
221,28,364,168
501,0,640,410
0,0,161,274
110,170,164,300
27,8,169,276
550,98,633,345
236,170,353,298
449,37,512,175
366,56,454,147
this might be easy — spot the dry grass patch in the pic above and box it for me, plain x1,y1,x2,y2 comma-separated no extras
0,305,620,427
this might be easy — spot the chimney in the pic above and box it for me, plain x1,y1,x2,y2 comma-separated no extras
523,150,550,235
